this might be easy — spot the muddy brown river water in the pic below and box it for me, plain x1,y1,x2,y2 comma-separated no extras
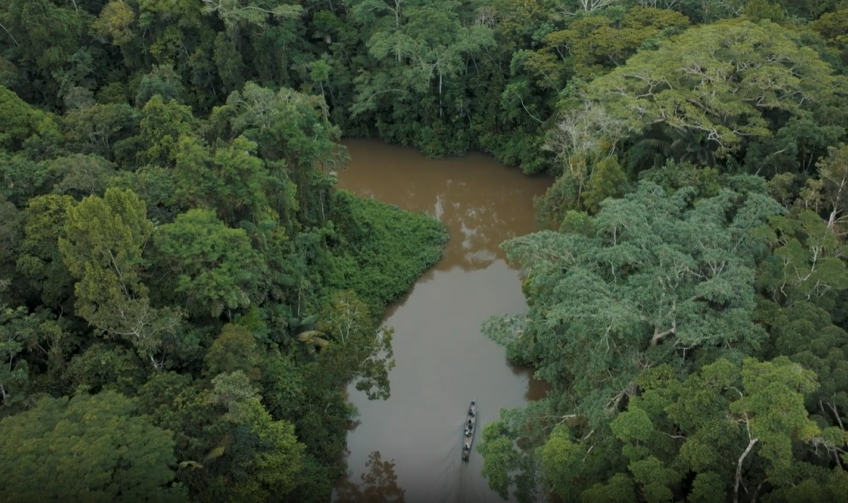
333,139,551,503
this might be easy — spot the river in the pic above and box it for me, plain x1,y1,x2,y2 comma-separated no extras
333,139,551,503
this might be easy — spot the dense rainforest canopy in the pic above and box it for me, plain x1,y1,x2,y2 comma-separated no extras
3,0,848,501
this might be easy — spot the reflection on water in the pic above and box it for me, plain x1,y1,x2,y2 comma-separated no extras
335,452,405,503
337,140,551,275
335,140,552,503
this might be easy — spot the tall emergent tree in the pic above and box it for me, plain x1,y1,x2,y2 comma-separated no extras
59,188,182,370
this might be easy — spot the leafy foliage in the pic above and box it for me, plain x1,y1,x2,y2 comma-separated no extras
2,0,848,500
326,190,448,314
0,391,189,503
0,74,449,501
479,177,848,502
155,209,265,318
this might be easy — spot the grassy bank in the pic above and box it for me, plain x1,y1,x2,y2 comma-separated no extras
327,190,449,317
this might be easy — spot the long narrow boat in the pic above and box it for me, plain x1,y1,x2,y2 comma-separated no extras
461,399,477,462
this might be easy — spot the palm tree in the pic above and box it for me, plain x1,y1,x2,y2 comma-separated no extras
289,313,330,354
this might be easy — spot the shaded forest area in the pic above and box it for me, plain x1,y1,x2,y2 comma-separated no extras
4,0,848,502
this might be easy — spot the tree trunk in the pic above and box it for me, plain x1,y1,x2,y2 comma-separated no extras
734,438,758,503
439,71,444,118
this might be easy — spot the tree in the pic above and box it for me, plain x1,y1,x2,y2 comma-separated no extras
134,94,198,167
574,20,847,161
350,0,409,31
812,8,848,65
219,82,347,226
1,0,88,108
48,154,117,199
108,164,179,224
204,323,263,378
0,192,21,287
154,208,265,317
488,181,781,409
59,188,182,370
542,100,626,203
61,102,140,159
582,156,628,214
171,136,270,225
0,305,44,408
352,2,496,118
489,355,823,503
574,0,621,12
213,32,245,94
0,390,189,503
135,65,188,106
204,371,306,502
92,1,136,47
541,8,690,79
16,195,77,308
200,0,303,40
755,209,848,310
798,144,848,236
629,357,821,502
65,342,148,396
315,290,395,400
480,180,784,500
755,301,848,448
0,85,63,156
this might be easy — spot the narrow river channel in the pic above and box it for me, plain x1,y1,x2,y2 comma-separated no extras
333,139,551,503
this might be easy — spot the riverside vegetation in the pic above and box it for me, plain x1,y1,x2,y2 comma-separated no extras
3,0,848,502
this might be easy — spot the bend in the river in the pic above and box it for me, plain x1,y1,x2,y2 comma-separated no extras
333,139,551,503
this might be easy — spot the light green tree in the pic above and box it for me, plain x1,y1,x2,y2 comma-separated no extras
485,181,781,417
551,20,848,171
480,180,784,501
59,188,182,370
200,0,302,40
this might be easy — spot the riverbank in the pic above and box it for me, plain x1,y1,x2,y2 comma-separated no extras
327,189,450,319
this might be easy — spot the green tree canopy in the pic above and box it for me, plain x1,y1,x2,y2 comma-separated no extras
485,181,782,422
480,179,787,501
553,20,847,169
154,208,265,318
204,371,306,502
16,194,76,308
59,188,182,369
0,390,188,503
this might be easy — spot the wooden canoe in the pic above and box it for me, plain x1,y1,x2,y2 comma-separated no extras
461,399,477,462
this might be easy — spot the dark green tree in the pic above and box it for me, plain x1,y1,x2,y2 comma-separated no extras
0,390,189,503
154,208,266,318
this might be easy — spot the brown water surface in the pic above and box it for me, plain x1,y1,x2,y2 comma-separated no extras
333,139,551,503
